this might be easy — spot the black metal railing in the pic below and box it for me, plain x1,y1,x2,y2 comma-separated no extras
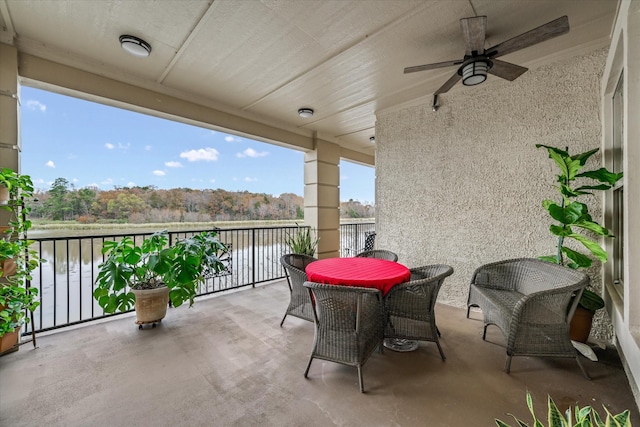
23,222,374,334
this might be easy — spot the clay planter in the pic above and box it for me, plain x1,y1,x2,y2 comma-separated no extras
1,258,17,277
0,329,19,355
0,185,9,205
131,286,170,327
570,306,595,343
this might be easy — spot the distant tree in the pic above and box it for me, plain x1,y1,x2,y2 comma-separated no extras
106,193,148,221
45,178,71,220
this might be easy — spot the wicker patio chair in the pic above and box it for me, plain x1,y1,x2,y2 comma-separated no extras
280,254,317,326
466,258,590,378
383,264,454,360
303,281,385,393
355,249,399,262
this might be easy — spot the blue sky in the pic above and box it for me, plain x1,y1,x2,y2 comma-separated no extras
19,86,375,203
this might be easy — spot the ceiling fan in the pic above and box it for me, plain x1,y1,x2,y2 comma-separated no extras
404,15,570,98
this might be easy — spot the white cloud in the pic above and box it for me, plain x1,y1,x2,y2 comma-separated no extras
72,178,79,183
145,145,152,151
153,170,166,176
127,181,136,187
45,160,56,168
87,182,99,188
105,143,115,149
26,100,46,112
210,178,216,183
179,147,219,162
33,178,45,185
225,135,241,143
237,148,268,158
244,177,258,182
118,142,130,150
101,178,113,186
165,161,183,168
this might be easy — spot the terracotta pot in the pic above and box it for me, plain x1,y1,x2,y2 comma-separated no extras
570,306,594,343
131,286,170,325
0,329,19,354
1,258,17,278
0,185,9,205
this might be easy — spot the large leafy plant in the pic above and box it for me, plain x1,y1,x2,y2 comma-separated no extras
94,230,228,312
496,391,631,427
0,169,41,337
537,145,623,312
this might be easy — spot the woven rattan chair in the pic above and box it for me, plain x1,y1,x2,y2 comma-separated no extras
383,264,454,359
303,281,385,393
355,249,398,262
466,258,590,378
280,254,317,326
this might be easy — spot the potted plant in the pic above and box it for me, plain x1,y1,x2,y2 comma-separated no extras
284,223,319,262
93,229,228,328
496,391,631,426
0,168,41,354
536,145,623,342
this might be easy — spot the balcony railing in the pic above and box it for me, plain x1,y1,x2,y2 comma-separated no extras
23,222,374,334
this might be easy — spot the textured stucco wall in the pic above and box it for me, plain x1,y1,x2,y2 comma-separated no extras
376,48,611,339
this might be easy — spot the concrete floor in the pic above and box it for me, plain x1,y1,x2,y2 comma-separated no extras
1,279,638,427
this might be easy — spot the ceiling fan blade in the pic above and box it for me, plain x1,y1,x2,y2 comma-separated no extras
404,60,462,74
487,15,569,59
488,60,528,81
434,72,462,95
460,16,487,55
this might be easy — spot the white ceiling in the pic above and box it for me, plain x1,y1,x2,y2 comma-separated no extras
0,0,618,160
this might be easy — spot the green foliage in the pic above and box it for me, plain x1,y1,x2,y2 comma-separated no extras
284,224,319,256
536,145,622,311
496,392,631,427
0,169,42,337
94,229,228,312
0,284,39,336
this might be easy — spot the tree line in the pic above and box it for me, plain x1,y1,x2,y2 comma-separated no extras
29,178,374,223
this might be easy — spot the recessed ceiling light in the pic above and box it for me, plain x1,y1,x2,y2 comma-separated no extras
119,35,152,57
369,136,375,143
298,108,314,118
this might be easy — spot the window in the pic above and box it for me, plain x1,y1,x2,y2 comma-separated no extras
611,72,624,296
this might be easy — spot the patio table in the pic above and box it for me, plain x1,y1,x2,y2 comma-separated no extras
305,257,410,296
305,257,419,352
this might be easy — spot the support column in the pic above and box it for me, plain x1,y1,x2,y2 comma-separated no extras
304,139,340,259
0,43,20,227
0,43,20,171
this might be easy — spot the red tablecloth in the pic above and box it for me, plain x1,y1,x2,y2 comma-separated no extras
305,257,411,296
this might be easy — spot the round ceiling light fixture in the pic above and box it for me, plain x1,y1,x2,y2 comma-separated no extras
298,108,314,118
119,35,152,57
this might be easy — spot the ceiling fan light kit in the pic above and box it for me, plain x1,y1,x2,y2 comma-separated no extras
461,60,491,86
404,15,570,96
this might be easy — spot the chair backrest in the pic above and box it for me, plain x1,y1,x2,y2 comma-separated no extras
355,249,398,262
303,281,384,335
281,253,317,271
280,253,317,287
401,264,454,310
363,232,376,251
472,258,588,295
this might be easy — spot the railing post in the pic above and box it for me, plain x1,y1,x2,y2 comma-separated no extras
251,228,256,288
